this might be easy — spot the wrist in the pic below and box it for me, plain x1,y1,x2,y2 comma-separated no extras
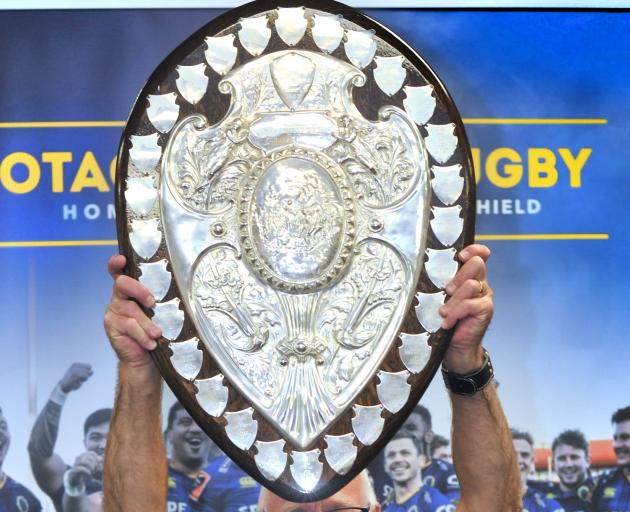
443,344,484,374
442,349,494,396
118,361,161,397
63,469,86,497
50,384,68,406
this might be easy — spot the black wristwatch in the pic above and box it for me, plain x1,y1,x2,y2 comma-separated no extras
441,350,494,396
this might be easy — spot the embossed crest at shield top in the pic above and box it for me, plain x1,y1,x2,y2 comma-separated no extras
117,0,475,502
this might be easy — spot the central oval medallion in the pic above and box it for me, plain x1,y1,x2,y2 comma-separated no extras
239,148,356,292
252,157,343,281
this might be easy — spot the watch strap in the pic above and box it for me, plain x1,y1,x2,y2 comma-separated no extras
442,349,494,396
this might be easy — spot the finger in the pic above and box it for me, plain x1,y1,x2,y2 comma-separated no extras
440,296,493,330
109,299,162,339
113,274,155,308
443,279,492,310
108,254,127,279
104,312,159,351
445,256,487,295
458,244,491,263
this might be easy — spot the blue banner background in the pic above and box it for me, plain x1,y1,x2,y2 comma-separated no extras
0,9,628,509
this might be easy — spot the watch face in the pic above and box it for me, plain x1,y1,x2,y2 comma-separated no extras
116,0,475,501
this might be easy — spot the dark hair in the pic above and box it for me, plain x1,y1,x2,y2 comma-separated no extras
431,434,449,453
510,428,534,448
611,406,630,425
411,403,432,431
83,408,112,436
166,401,185,432
389,430,425,456
552,429,589,456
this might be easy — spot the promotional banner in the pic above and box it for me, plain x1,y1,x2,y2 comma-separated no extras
0,8,628,510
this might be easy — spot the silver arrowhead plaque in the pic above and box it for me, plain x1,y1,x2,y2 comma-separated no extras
116,0,476,501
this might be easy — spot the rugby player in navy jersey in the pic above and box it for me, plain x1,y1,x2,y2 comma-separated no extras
165,402,215,512
27,363,108,511
0,407,42,512
592,406,630,511
203,456,260,512
536,430,594,512
101,244,521,511
370,406,460,502
511,429,565,512
430,435,451,464
382,432,454,512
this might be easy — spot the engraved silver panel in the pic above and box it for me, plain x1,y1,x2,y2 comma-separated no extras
432,164,464,206
311,14,343,53
129,134,162,173
146,93,180,134
224,408,258,450
195,374,229,417
398,332,431,374
204,35,238,75
377,370,411,413
291,449,323,492
169,337,203,380
138,259,171,302
175,64,209,105
324,433,357,475
403,85,436,126
344,29,376,69
425,247,457,290
275,7,307,46
161,48,431,449
352,405,384,446
425,123,458,164
415,291,447,334
255,440,287,481
430,205,463,247
238,16,271,56
129,218,161,260
125,176,157,216
373,56,406,96
152,298,184,341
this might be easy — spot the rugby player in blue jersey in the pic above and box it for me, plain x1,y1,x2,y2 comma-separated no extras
511,429,565,512
591,406,630,511
538,430,594,512
203,456,260,512
382,432,454,512
165,402,215,512
0,407,42,512
27,363,108,512
370,405,460,502
101,244,521,511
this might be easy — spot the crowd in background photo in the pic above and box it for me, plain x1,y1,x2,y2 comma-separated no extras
1,362,628,511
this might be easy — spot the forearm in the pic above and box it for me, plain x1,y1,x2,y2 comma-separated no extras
103,362,167,512
28,387,67,492
451,384,521,512
63,492,95,512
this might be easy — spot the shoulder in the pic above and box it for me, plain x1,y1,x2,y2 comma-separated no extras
416,485,456,511
3,477,42,509
524,487,565,511
592,467,628,501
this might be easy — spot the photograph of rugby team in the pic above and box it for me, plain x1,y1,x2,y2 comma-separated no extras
1,362,628,511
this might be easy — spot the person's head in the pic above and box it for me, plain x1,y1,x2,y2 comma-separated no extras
399,404,433,456
166,402,210,471
0,407,9,469
257,471,380,512
612,406,630,468
83,408,111,477
551,430,590,490
430,434,451,463
511,429,534,486
383,431,426,487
